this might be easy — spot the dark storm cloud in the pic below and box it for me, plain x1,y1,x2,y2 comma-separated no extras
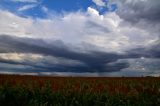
0,34,159,73
0,34,131,72
116,0,160,23
126,42,160,58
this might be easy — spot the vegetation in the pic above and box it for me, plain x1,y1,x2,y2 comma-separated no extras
0,74,160,106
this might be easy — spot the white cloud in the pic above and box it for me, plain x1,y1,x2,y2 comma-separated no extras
0,71,39,76
0,2,159,53
87,7,104,20
18,4,37,11
41,6,48,13
0,53,86,67
0,10,33,37
92,0,106,6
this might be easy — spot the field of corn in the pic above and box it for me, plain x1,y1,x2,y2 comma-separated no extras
0,74,160,106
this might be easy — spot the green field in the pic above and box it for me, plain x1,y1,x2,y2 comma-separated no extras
0,74,160,106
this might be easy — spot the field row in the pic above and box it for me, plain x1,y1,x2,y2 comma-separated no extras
0,75,160,106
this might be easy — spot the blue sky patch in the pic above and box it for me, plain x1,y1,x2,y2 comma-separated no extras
0,0,117,18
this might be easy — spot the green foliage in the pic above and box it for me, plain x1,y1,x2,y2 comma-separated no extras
0,76,160,106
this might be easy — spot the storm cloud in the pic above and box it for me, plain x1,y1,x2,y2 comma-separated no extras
0,35,130,73
0,34,159,75
0,0,159,76
114,0,160,23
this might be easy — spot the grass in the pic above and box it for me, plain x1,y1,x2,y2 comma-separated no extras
0,74,160,106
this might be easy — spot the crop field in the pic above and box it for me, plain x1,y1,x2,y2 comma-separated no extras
0,74,160,106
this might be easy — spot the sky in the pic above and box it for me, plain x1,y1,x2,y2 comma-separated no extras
0,0,159,77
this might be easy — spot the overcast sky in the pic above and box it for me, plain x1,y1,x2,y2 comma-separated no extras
0,0,159,76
